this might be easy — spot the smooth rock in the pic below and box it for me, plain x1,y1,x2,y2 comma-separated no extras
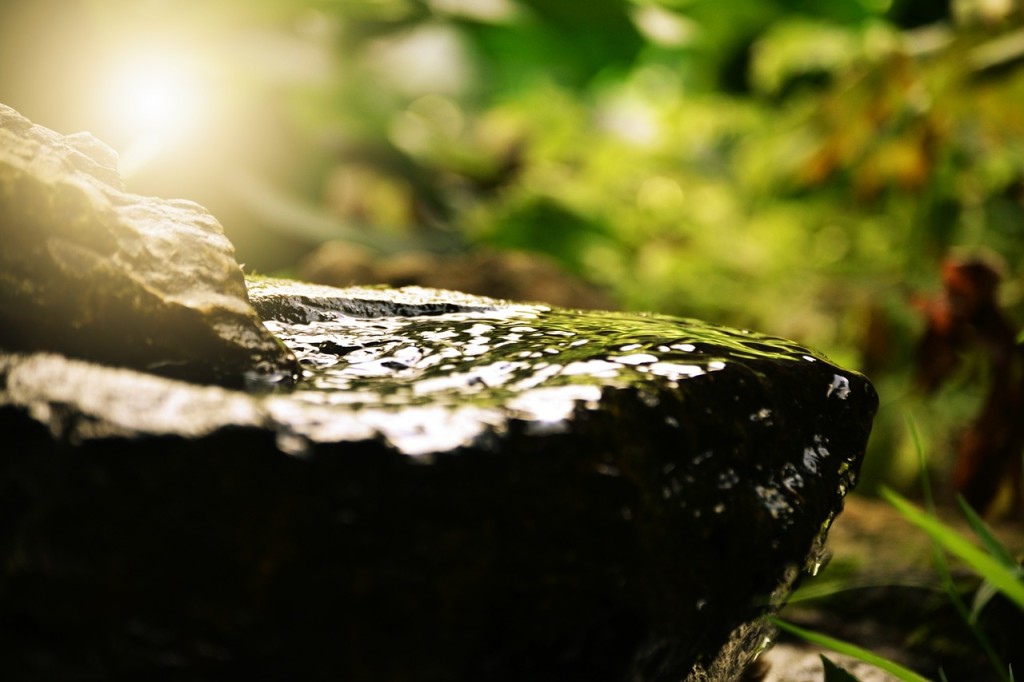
0,103,298,386
0,278,877,682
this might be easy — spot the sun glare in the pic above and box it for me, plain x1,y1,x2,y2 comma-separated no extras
100,50,211,176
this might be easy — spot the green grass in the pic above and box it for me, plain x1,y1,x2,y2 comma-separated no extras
769,617,932,682
880,488,1024,613
771,418,1022,682
773,487,1023,681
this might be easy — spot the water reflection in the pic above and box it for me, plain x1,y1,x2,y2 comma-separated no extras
254,288,856,460
264,304,826,410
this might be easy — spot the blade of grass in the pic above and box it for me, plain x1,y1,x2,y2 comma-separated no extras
930,536,1010,681
956,495,1020,570
881,487,1024,612
905,414,932,510
970,581,999,624
770,617,932,682
821,654,860,682
787,577,943,603
956,495,1022,624
906,412,1012,682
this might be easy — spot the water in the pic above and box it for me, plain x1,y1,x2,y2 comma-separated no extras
261,303,825,412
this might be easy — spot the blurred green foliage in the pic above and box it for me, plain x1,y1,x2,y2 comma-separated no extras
4,0,1022,493
287,0,1024,492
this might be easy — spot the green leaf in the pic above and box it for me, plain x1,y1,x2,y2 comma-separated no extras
770,618,932,682
881,488,1024,612
822,654,861,682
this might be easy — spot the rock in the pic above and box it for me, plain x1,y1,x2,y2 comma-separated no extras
299,241,615,309
0,277,878,682
0,103,298,386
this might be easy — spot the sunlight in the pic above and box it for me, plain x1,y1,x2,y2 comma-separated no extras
99,50,211,176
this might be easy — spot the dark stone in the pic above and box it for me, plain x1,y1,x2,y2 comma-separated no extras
0,104,298,387
0,277,878,682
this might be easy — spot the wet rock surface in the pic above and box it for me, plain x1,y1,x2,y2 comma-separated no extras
0,277,877,682
0,104,297,386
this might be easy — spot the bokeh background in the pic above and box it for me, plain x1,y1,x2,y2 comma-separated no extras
3,0,1023,501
